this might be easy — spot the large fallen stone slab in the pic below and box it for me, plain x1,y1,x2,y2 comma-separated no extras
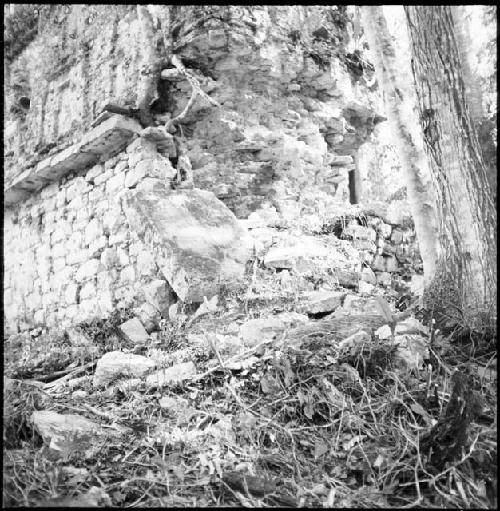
93,351,156,388
31,410,120,458
122,188,253,302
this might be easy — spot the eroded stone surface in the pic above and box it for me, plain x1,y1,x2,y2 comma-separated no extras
119,318,150,344
32,410,119,458
93,350,156,387
122,188,253,302
299,291,345,315
146,361,197,388
239,317,286,347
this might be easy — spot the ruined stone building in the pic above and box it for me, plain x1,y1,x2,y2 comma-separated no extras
4,5,419,334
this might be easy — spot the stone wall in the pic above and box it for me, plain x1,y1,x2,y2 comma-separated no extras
4,5,421,335
4,132,178,335
5,6,386,217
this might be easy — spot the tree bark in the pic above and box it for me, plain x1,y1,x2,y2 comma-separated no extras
135,5,168,127
360,6,440,282
404,6,497,323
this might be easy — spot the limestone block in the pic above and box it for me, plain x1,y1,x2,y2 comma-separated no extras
377,222,392,239
97,290,114,316
66,177,90,202
94,169,114,187
52,267,74,292
75,259,102,282
67,195,85,211
299,290,345,315
32,410,118,457
140,127,177,155
64,283,79,304
142,279,171,315
52,223,72,243
115,160,128,174
102,204,123,233
100,248,119,269
135,177,168,192
85,218,103,246
80,281,96,301
33,309,45,325
353,239,377,252
135,302,160,332
337,294,380,316
104,156,120,170
122,188,253,302
94,350,155,388
336,269,360,290
120,266,136,284
372,254,399,273
67,248,89,266
330,155,353,166
358,280,374,295
360,267,377,284
65,305,79,320
376,271,392,287
137,250,157,276
344,222,377,242
53,257,67,272
88,236,107,258
78,299,96,319
109,231,129,246
385,201,412,226
116,247,129,266
119,318,150,344
85,164,104,183
25,293,42,311
40,182,59,199
106,173,125,193
391,229,404,245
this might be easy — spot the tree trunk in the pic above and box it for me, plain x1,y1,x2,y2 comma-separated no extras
135,5,167,127
404,6,497,323
360,6,440,282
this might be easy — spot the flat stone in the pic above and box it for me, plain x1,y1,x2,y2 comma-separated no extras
31,410,118,458
119,318,150,344
122,188,252,302
93,350,156,387
239,317,286,347
299,291,345,315
146,361,196,388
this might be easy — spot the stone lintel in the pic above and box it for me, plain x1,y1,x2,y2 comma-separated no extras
4,115,142,208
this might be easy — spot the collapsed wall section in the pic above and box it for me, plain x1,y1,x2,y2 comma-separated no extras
3,130,178,335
